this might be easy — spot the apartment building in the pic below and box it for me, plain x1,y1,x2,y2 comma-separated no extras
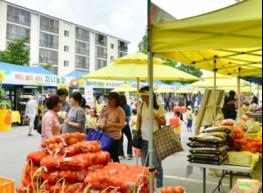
0,0,129,75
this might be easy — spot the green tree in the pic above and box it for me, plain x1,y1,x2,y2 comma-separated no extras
138,34,203,81
138,34,148,54
0,38,30,65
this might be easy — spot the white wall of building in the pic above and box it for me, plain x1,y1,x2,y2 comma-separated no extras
89,32,96,72
30,13,40,65
107,36,118,62
0,1,7,51
58,21,76,75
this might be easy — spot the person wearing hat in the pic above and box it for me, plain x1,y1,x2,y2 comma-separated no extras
186,106,193,132
136,86,166,188
222,91,237,120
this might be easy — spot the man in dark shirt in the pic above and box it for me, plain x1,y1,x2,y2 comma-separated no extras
223,96,237,120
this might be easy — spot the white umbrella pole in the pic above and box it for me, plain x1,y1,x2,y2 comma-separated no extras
147,0,155,192
237,68,241,121
213,60,217,126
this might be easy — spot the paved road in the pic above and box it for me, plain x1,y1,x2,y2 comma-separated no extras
0,122,233,193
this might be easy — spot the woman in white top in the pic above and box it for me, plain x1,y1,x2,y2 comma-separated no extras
137,86,166,188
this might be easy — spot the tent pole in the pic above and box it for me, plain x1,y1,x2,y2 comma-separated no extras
213,59,218,126
136,78,140,166
237,68,241,121
147,0,155,192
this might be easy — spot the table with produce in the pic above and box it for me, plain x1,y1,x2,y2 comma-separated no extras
187,116,262,193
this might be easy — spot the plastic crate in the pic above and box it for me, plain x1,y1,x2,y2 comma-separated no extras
0,176,14,193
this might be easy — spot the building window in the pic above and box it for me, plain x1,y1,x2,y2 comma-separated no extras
48,66,58,74
7,5,31,26
39,48,58,65
118,41,128,52
6,23,30,43
75,41,89,56
110,56,114,61
95,34,107,46
118,52,127,58
40,16,59,34
64,60,69,67
75,55,90,70
64,30,70,37
64,45,69,52
75,27,89,42
40,32,59,49
111,44,114,49
96,46,107,59
95,59,107,70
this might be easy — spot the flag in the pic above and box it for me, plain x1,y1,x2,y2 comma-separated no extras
150,3,175,25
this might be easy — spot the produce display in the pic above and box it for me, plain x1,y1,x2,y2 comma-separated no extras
18,133,150,193
230,125,262,153
161,186,185,193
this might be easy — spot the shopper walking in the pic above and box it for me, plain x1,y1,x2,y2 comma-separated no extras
137,86,166,188
63,92,86,133
25,95,38,136
98,92,126,162
118,95,133,160
42,94,64,140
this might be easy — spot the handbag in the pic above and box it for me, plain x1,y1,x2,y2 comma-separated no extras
86,128,114,151
132,103,144,149
153,126,184,160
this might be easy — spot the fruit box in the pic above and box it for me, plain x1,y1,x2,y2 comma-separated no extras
226,151,259,167
229,179,262,193
0,176,14,193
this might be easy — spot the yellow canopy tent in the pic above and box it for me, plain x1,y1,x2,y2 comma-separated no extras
152,0,262,77
152,0,262,120
191,75,250,88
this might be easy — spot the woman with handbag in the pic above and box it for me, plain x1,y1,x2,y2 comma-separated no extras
98,92,126,162
63,92,86,133
137,86,166,188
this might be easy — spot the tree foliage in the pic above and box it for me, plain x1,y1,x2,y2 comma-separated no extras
0,38,30,65
138,34,203,81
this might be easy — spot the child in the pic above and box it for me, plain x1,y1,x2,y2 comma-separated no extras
130,109,137,134
186,106,193,132
169,111,182,141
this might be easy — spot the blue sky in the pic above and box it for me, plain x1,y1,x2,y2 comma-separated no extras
7,0,237,52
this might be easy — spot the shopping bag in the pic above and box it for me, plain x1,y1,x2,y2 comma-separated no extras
132,130,143,149
86,128,114,151
153,126,184,160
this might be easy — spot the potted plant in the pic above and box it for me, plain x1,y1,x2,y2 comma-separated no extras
0,71,12,131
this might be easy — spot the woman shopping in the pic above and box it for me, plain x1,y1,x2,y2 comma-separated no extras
137,86,166,188
42,94,64,140
119,95,133,160
63,92,86,133
98,92,126,162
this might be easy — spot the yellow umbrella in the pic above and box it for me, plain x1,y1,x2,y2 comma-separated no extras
155,87,174,93
175,87,199,94
112,84,137,92
83,53,199,81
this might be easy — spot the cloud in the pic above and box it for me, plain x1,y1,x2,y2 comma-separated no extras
153,0,235,19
